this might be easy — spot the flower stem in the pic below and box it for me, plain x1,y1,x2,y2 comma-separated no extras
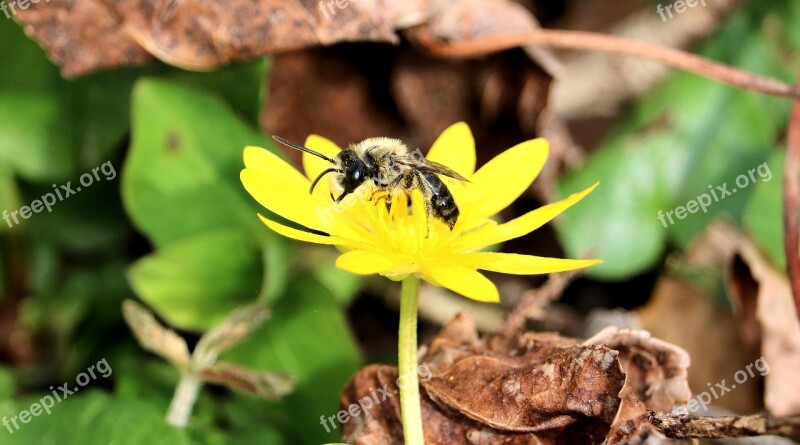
166,373,202,428
398,275,424,444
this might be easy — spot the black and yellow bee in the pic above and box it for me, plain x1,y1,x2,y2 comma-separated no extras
274,136,467,229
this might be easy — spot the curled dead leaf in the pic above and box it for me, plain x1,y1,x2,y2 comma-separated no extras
340,314,691,444
728,240,800,416
15,0,398,77
122,299,191,370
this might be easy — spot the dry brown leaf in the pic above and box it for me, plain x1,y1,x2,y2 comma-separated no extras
121,299,191,370
193,303,271,368
15,1,154,76
638,221,766,415
583,327,691,443
340,363,612,445
728,241,800,416
200,361,294,401
405,0,563,76
423,346,624,432
15,0,398,77
339,313,691,444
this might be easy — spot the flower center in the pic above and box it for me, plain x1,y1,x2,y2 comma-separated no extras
322,187,462,257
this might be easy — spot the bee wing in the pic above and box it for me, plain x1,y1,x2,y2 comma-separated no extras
394,157,469,182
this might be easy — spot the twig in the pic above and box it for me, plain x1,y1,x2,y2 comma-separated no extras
648,411,800,439
784,78,800,321
498,270,582,337
412,29,800,100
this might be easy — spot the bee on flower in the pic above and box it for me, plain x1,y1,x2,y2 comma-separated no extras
240,122,601,303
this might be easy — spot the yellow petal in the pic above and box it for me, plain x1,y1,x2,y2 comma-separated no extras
300,135,341,203
452,182,599,251
425,122,476,178
258,214,337,245
240,147,324,231
422,262,500,302
336,250,409,275
459,252,601,275
244,145,282,172
466,138,549,219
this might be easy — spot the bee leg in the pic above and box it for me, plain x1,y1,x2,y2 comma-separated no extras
370,190,391,202
409,171,435,238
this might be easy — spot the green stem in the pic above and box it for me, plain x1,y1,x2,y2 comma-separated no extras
165,373,202,428
398,275,424,444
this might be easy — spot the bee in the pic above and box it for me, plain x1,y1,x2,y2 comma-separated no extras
273,135,467,229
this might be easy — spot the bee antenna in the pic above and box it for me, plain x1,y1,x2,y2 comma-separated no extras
310,168,339,194
272,135,336,163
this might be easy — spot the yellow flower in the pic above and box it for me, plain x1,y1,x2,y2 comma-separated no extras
241,122,600,302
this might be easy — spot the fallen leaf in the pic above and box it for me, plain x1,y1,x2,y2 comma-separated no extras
583,327,691,443
638,221,766,415
15,0,398,77
340,313,691,444
728,239,800,416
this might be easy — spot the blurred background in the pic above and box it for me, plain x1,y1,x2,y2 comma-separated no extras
0,0,798,443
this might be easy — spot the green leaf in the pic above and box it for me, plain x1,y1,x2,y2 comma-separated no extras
166,59,268,122
0,23,134,182
743,151,784,269
0,88,71,181
1,23,266,185
224,275,361,443
21,177,129,255
303,249,363,306
557,136,670,279
128,229,263,331
0,22,68,181
0,161,18,228
0,366,14,400
555,3,794,279
0,390,190,445
123,78,275,248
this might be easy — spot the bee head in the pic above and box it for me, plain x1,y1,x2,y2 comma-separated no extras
334,150,367,201
271,135,368,202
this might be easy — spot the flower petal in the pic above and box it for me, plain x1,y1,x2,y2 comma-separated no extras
300,135,342,203
244,145,283,172
257,214,338,245
336,250,410,275
241,147,324,231
423,262,500,302
466,138,549,219
459,252,601,275
452,182,599,251
302,135,341,180
425,122,476,178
